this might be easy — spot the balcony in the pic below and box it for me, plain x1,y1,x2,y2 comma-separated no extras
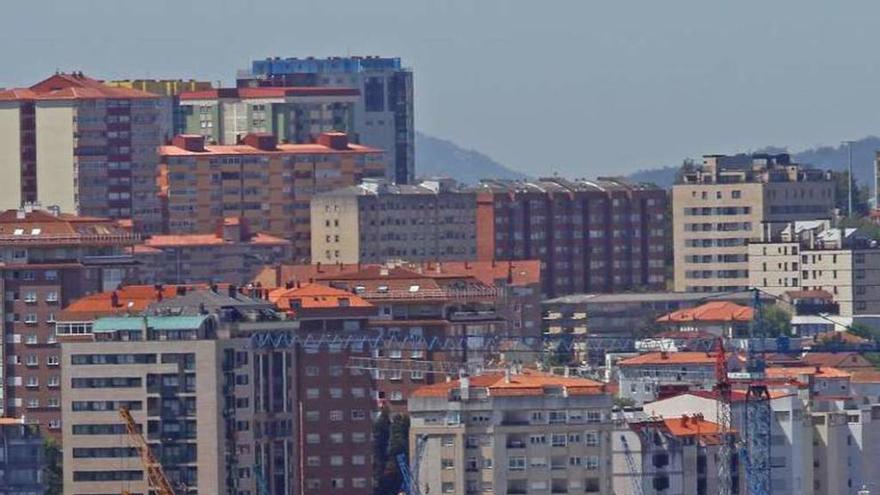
506,439,526,449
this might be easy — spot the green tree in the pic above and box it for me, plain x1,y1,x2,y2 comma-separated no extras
832,170,871,217
760,305,792,338
43,438,63,495
374,413,411,495
372,407,391,495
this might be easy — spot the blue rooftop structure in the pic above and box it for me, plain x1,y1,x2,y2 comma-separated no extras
93,315,209,333
251,56,403,76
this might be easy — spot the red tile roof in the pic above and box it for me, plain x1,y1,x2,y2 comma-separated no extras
618,352,718,366
411,371,605,398
159,141,381,157
59,284,216,321
0,73,157,101
813,331,869,345
179,87,359,101
657,301,753,323
662,416,724,438
142,232,289,248
765,366,851,380
851,371,880,384
268,283,373,311
801,352,873,369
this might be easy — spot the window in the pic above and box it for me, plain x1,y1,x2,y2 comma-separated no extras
306,411,320,422
47,355,60,366
351,410,366,420
306,388,320,399
330,433,344,444
442,458,455,469
329,388,343,399
442,482,455,494
306,434,320,444
352,455,366,465
508,457,526,471
442,435,455,447
307,456,321,467
331,478,345,489
352,432,367,443
585,456,600,470
330,455,344,466
584,432,599,447
551,434,567,447
329,410,343,421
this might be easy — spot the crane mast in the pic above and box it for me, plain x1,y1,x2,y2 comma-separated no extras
119,407,177,495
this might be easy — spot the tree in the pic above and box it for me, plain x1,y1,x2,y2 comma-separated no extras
760,305,792,338
43,438,63,495
372,407,391,495
831,170,871,217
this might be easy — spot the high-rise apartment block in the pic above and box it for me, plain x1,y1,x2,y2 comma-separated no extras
60,286,376,495
408,371,614,495
243,56,414,183
178,86,359,146
107,78,215,139
473,178,668,298
748,220,880,316
0,73,165,233
133,218,291,285
311,179,476,264
673,153,835,292
158,132,384,261
0,208,139,435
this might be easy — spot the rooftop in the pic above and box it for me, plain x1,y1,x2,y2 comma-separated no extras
179,86,360,101
617,352,718,366
139,232,289,248
0,208,138,245
0,73,157,101
543,290,759,306
765,366,851,380
159,141,381,157
411,370,605,398
657,301,753,324
472,176,661,195
268,283,373,311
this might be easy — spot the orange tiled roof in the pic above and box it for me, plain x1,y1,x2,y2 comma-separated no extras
813,331,870,345
851,370,880,384
59,284,215,320
657,301,753,323
0,73,157,101
662,416,724,438
802,352,873,369
143,233,289,248
159,141,381,157
617,352,718,366
765,366,851,380
411,370,605,398
268,283,372,311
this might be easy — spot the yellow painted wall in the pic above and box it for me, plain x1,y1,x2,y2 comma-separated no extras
0,104,22,210
35,102,76,213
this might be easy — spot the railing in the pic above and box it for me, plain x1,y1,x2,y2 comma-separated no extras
0,233,140,245
356,287,499,301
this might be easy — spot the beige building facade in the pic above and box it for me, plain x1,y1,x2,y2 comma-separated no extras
748,220,880,316
310,179,477,264
408,372,614,495
673,153,834,292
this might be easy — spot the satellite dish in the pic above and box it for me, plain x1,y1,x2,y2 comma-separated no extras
127,301,135,309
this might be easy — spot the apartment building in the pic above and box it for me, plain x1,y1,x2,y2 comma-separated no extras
178,86,359,146
158,132,384,260
133,218,291,284
615,352,740,404
0,417,45,494
542,291,761,337
311,178,477,264
0,73,164,233
673,153,835,293
613,413,733,495
0,208,139,435
408,371,614,495
107,78,214,138
242,56,414,183
809,399,880,495
644,388,813,495
473,178,668,298
60,286,376,495
748,220,880,316
254,259,543,345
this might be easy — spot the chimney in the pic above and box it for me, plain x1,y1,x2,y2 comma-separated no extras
504,368,511,384
228,285,237,298
154,284,163,302
176,286,187,296
680,414,689,427
317,132,349,150
110,291,119,308
171,134,206,152
274,264,282,288
460,376,470,400
242,133,278,151
660,351,668,360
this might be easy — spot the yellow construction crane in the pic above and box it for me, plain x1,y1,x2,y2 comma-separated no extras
119,407,176,495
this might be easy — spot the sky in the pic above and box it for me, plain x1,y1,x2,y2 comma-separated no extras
4,0,880,178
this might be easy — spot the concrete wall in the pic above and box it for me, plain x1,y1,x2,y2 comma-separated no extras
35,102,75,212
0,104,22,210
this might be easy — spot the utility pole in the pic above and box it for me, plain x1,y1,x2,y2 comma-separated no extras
844,141,854,216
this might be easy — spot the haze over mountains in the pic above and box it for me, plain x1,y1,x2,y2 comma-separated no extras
418,131,880,189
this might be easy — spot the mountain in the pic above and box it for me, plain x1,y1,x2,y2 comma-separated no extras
415,131,529,184
626,136,880,188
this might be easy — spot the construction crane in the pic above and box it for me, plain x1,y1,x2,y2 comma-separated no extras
397,435,429,495
119,407,176,495
742,289,771,495
619,434,646,495
714,338,733,495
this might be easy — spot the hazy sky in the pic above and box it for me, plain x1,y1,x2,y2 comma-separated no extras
4,0,880,177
